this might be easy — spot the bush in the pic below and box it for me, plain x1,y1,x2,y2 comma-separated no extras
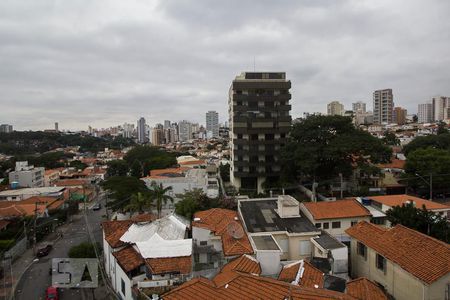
68,242,99,258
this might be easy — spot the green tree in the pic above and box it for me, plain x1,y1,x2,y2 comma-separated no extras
437,121,449,135
412,114,418,123
130,160,143,178
69,160,87,171
124,145,176,175
174,188,218,220
403,148,450,195
101,176,148,211
125,192,152,214
382,131,400,146
403,133,450,155
68,242,99,258
281,115,391,185
148,181,174,218
107,160,129,177
386,203,449,243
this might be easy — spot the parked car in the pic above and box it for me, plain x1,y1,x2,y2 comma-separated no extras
92,203,101,211
46,286,58,300
37,244,53,257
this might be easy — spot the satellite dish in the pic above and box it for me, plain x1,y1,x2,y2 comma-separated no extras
227,221,244,239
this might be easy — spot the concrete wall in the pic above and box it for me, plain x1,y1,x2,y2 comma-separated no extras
311,217,370,242
256,251,281,276
287,235,315,260
349,239,449,300
114,259,133,300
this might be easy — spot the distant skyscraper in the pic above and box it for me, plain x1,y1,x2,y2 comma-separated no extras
327,101,344,116
229,72,291,194
151,127,164,145
137,117,147,144
206,111,219,138
373,89,394,124
178,120,192,141
418,103,433,123
352,101,366,113
393,107,407,125
431,96,449,121
164,120,171,129
0,124,13,133
55,122,59,132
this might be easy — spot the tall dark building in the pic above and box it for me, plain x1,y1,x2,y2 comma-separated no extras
229,72,292,193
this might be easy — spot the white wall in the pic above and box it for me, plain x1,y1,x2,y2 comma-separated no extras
256,251,281,276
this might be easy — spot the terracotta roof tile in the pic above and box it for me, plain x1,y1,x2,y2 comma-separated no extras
221,254,261,275
278,260,324,288
303,199,371,220
346,221,450,284
368,194,450,211
377,158,406,170
113,246,144,273
145,256,192,275
102,220,133,248
346,278,387,300
193,208,253,257
55,179,87,187
130,213,157,223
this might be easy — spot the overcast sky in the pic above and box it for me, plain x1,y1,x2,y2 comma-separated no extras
0,0,449,131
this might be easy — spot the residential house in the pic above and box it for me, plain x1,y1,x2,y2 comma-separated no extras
300,199,372,242
44,169,61,187
0,187,66,201
346,221,450,300
192,208,253,274
0,196,64,220
8,161,44,188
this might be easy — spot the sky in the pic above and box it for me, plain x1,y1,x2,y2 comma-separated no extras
0,0,449,131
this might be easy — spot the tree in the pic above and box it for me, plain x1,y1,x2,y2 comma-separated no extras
403,133,450,155
382,131,400,146
130,160,143,178
148,181,174,218
68,242,99,258
101,176,149,211
437,121,449,135
412,114,418,123
219,163,230,182
69,160,87,171
107,160,129,177
125,192,152,214
174,188,215,220
281,115,391,185
386,203,449,243
124,145,176,175
402,148,450,195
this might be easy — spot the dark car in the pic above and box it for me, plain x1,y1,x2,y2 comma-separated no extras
37,244,53,257
92,203,101,211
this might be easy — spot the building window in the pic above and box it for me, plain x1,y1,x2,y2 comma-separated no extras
200,241,207,246
351,221,358,227
332,221,341,229
323,222,329,229
376,254,386,273
121,279,126,296
357,242,367,260
315,223,321,228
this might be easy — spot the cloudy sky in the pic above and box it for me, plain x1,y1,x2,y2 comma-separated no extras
0,0,449,131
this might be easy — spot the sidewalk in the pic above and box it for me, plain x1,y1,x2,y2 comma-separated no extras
0,214,83,300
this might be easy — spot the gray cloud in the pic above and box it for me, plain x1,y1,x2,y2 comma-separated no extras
0,0,449,130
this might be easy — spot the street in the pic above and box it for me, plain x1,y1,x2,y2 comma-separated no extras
13,194,108,300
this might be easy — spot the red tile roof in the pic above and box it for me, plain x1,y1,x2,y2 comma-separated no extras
163,271,355,300
368,194,450,211
113,246,144,272
303,199,371,220
145,256,192,275
212,255,261,286
102,220,133,248
193,208,253,257
346,278,387,300
130,213,157,223
278,260,324,288
377,158,406,170
346,221,450,284
55,179,87,187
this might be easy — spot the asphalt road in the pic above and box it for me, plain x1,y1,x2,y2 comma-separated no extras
14,194,106,300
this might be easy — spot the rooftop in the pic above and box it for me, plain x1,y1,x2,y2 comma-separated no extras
250,235,280,251
366,194,450,211
146,256,192,275
346,221,450,284
102,220,133,248
0,187,65,197
346,278,388,300
278,260,324,288
312,231,346,250
302,199,371,220
112,246,144,273
136,233,192,259
239,199,319,234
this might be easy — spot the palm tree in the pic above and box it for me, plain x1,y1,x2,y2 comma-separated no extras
124,192,152,215
149,181,174,218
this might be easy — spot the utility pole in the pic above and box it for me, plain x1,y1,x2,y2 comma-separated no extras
339,173,343,199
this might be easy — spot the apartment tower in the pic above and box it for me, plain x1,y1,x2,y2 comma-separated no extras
206,111,219,138
137,117,147,144
229,72,292,193
373,89,394,124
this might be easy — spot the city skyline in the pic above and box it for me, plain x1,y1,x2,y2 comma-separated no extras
1,0,449,130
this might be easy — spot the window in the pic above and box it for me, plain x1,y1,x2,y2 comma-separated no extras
323,222,329,229
332,221,341,229
357,242,367,260
376,254,386,273
200,241,207,246
315,223,321,228
351,221,358,227
121,279,126,296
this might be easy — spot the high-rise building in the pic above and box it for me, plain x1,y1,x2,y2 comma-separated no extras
137,117,147,144
229,72,291,193
418,103,433,123
327,101,344,116
55,122,59,132
373,89,394,124
393,107,407,125
9,161,44,188
178,120,192,141
352,101,366,113
0,124,13,133
164,120,171,129
431,96,449,121
151,127,164,145
206,111,219,138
